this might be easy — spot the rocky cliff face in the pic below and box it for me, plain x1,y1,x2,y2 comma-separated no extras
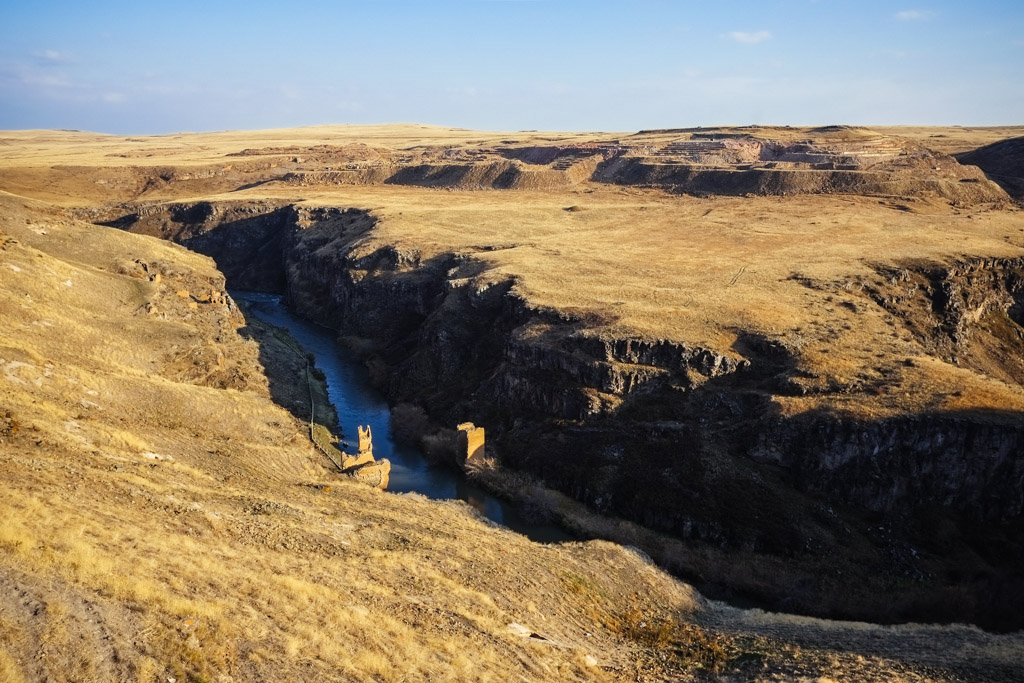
96,200,1024,523
754,413,1024,520
91,200,297,291
96,199,1024,628
594,159,1006,203
957,136,1024,201
865,257,1024,368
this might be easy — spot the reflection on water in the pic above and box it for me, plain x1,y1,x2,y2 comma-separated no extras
233,291,573,544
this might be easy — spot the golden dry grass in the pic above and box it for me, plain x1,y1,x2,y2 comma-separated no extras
1,192,705,681
232,182,1024,420
0,124,614,171
3,126,1024,681
15,122,1001,421
870,126,1024,155
2,123,1020,169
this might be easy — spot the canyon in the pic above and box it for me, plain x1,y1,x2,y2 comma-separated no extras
3,123,1024,681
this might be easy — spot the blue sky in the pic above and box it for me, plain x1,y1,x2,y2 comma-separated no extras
1,0,1021,133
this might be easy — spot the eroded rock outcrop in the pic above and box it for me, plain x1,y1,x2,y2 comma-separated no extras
861,257,1024,380
957,136,1024,200
93,198,1024,629
82,200,298,291
96,200,1024,522
36,126,1010,205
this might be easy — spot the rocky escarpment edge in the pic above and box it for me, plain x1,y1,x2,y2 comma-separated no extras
87,200,1024,526
88,199,1024,629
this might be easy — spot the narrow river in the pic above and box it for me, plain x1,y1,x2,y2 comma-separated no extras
233,292,573,544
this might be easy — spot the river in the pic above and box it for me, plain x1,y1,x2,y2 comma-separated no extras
232,292,573,544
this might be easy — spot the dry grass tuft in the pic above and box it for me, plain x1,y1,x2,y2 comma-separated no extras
0,649,26,683
153,618,236,683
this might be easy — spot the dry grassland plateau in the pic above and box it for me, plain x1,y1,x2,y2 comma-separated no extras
2,123,1024,681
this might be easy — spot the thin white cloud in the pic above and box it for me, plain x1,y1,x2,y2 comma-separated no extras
31,50,74,65
5,63,73,88
895,10,933,21
728,31,772,44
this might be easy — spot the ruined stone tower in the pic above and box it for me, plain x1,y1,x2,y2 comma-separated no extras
456,422,485,466
357,425,373,455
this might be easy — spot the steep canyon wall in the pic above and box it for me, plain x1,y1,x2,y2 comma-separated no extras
92,199,1024,627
